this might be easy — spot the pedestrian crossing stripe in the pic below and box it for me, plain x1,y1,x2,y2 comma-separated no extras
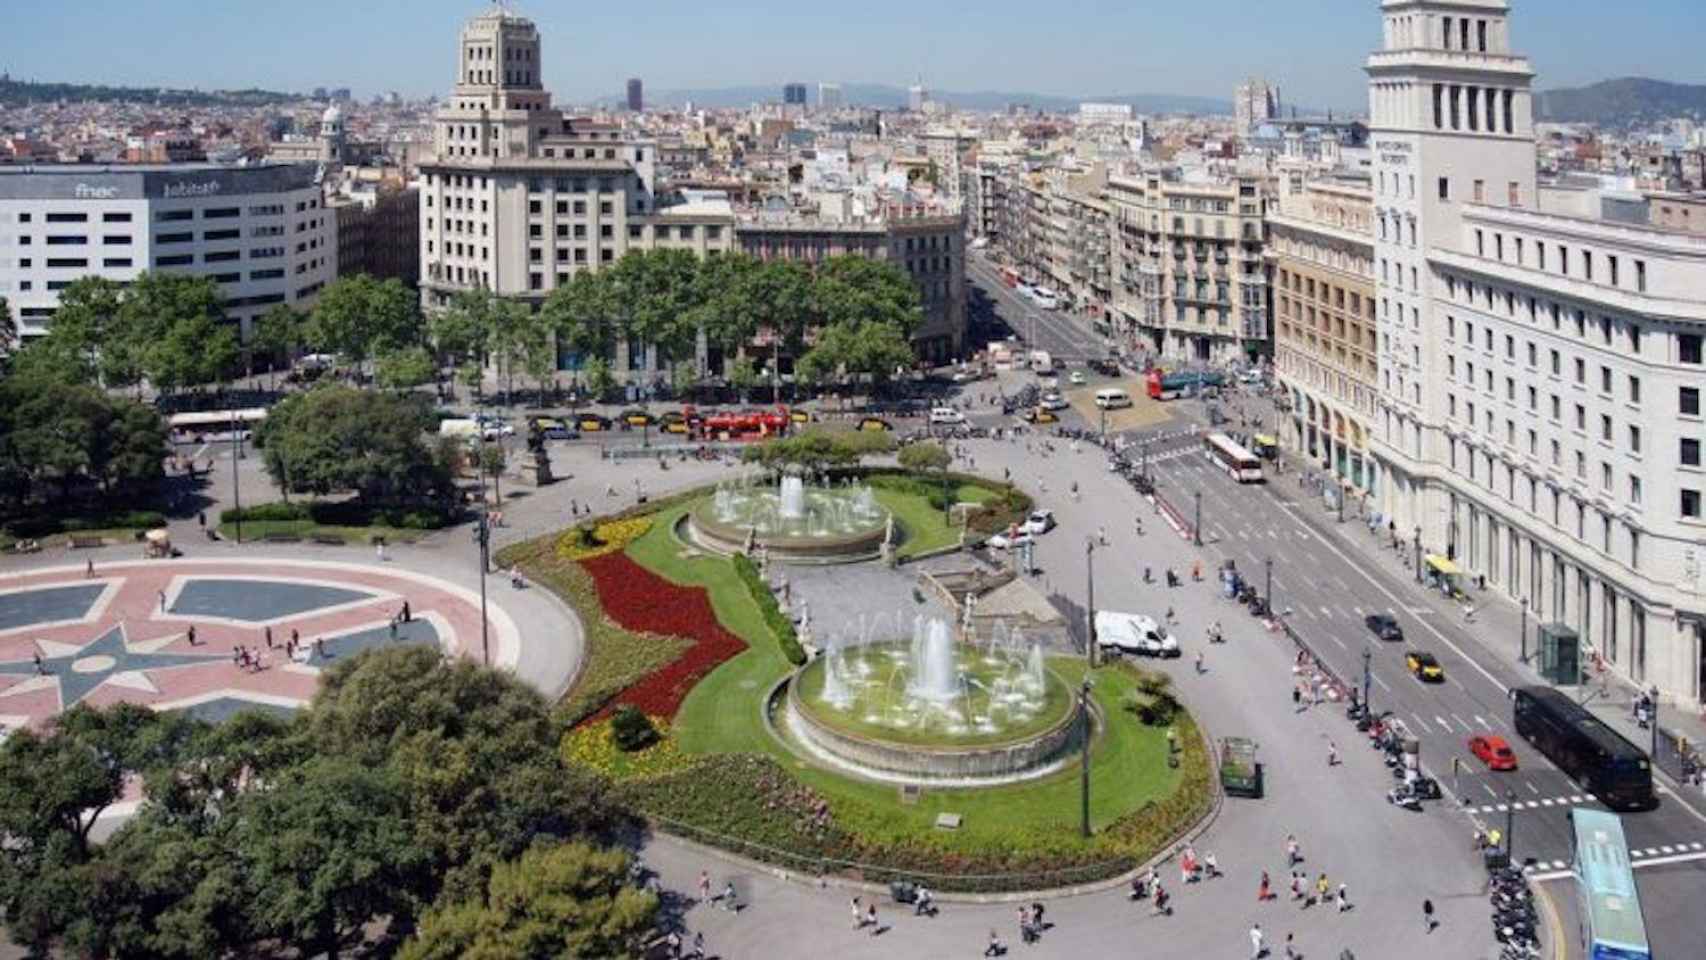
1528,842,1706,876
1472,794,1595,815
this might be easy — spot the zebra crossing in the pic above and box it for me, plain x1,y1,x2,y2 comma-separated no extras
1468,793,1597,815
1526,839,1706,876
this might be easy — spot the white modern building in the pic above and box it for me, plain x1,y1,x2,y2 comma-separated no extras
1368,0,1706,705
1078,102,1135,125
0,163,335,342
817,82,844,112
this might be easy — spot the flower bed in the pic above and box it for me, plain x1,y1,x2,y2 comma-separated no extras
562,714,693,781
557,516,653,561
580,551,747,719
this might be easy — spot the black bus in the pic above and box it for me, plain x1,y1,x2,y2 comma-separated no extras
1510,686,1655,810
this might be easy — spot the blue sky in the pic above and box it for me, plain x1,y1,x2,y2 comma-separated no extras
4,0,1700,110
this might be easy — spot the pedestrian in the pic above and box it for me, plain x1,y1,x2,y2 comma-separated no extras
914,883,933,917
690,932,705,960
187,625,197,646
1283,932,1297,959
1250,923,1265,959
402,601,411,623
264,625,273,649
1195,650,1206,675
1285,835,1300,867
1017,904,1032,944
389,620,398,643
1031,901,1045,933
723,881,737,912
1205,852,1220,879
158,590,167,612
85,559,94,579
700,871,712,906
198,511,207,529
1152,881,1169,916
851,896,862,929
985,929,1004,957
376,539,388,562
1336,882,1349,912
290,628,299,649
1258,870,1271,902
314,637,326,659
1292,685,1302,709
866,901,878,934
1422,898,1435,933
1289,872,1303,901
32,651,44,676
1315,873,1330,906
1327,740,1339,767
1098,525,1107,546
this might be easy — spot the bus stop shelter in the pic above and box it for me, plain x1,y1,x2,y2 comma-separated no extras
1424,554,1464,598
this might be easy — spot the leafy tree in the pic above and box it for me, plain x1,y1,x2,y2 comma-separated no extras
0,375,166,505
898,440,952,474
743,260,815,392
814,255,925,336
33,276,128,387
743,431,872,475
612,250,700,365
0,294,12,352
117,272,237,393
252,304,306,387
689,252,758,355
399,842,658,960
479,443,507,506
431,290,494,375
727,354,759,402
581,355,615,402
234,756,432,960
306,274,419,369
255,385,449,504
376,345,438,391
541,269,621,362
798,319,915,390
484,298,545,405
669,358,698,398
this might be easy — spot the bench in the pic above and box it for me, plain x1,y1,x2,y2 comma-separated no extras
310,534,346,546
261,532,302,544
68,536,105,549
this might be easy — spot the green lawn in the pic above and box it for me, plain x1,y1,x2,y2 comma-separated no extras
213,519,424,544
868,481,990,558
1,527,152,552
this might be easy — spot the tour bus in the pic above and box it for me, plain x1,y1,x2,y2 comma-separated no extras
1204,433,1265,483
1094,388,1133,410
1145,369,1226,401
1569,807,1651,960
1511,687,1654,810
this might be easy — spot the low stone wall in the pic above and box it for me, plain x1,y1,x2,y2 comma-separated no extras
686,506,890,564
780,670,1087,784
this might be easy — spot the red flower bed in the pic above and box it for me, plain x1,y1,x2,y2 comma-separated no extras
580,551,747,720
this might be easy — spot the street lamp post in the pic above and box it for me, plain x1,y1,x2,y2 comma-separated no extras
230,409,243,544
1264,557,1274,617
1519,598,1530,664
1079,677,1094,839
1505,788,1516,862
1362,647,1373,716
1193,491,1203,546
1085,538,1097,669
477,510,490,666
1413,527,1423,585
1099,405,1107,443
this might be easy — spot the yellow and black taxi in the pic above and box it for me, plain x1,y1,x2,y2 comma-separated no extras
619,409,653,428
1024,407,1059,424
857,416,892,432
661,410,692,434
575,412,612,433
530,417,576,440
1405,650,1445,682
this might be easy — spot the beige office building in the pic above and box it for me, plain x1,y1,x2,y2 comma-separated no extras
1270,176,1380,495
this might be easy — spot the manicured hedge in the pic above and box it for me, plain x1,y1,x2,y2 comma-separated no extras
732,553,807,666
5,511,168,539
219,500,452,530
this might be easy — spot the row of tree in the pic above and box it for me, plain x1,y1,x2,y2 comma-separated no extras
0,249,927,400
0,367,167,513
0,648,655,959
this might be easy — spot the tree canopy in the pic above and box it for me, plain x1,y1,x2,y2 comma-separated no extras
305,274,420,367
0,647,628,959
254,384,450,504
0,372,166,510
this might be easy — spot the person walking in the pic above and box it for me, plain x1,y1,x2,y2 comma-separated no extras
1336,882,1350,912
722,880,737,912
32,651,44,676
1204,852,1220,879
187,625,197,646
690,932,705,960
984,929,1004,957
865,901,878,933
1327,740,1339,767
1283,932,1297,959
1250,922,1266,959
1314,873,1330,907
850,896,863,930
1258,870,1272,902
402,601,411,623
85,559,94,579
1195,650,1206,675
1422,898,1435,933
1285,835,1301,867
1289,872,1304,902
158,590,167,612
1017,904,1032,944
264,625,273,649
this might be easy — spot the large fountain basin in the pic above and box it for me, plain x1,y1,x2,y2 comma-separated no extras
780,648,1084,785
685,500,892,563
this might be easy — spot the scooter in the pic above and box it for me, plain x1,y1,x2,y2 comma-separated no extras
1386,785,1423,810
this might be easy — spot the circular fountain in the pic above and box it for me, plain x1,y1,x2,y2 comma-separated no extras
685,472,894,563
779,617,1083,786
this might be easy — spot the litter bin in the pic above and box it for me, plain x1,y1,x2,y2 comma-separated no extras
889,880,916,904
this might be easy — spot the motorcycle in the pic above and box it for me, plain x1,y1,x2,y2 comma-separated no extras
1386,785,1423,810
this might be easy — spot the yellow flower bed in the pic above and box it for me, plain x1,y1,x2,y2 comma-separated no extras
557,516,653,561
562,714,691,781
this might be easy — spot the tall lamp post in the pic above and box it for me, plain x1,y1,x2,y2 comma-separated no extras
1264,557,1274,614
1079,677,1094,839
1504,788,1517,863
1362,647,1373,716
1413,527,1423,585
1519,598,1531,664
1085,538,1097,668
230,409,243,544
1193,491,1203,546
476,509,490,666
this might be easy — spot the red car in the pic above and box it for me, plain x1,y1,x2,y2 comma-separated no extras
1468,734,1519,771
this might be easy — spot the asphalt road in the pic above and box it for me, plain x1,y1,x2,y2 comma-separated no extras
966,252,1111,365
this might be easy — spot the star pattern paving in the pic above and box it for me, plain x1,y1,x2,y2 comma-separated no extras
0,623,229,712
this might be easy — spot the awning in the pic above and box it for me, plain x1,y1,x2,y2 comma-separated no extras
1424,555,1461,576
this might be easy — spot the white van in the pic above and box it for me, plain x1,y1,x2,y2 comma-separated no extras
1029,350,1054,375
929,407,966,425
1094,387,1133,410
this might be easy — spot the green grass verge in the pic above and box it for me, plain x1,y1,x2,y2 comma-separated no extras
866,480,988,558
1,528,155,552
213,519,423,544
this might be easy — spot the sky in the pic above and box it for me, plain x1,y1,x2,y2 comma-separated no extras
4,0,1702,111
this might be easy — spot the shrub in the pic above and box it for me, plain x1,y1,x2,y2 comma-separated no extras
610,706,659,752
220,502,310,524
732,553,806,665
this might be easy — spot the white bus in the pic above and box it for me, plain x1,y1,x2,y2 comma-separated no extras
1204,433,1265,483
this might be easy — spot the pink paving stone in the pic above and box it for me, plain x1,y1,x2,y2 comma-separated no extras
0,560,498,731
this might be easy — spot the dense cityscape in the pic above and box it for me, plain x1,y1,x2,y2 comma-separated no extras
1,1,1703,958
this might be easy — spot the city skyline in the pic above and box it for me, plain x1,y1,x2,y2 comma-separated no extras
2,0,1701,111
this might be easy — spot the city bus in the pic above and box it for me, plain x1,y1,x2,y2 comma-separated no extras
1145,369,1226,401
1569,807,1651,960
1204,433,1265,483
1510,687,1655,811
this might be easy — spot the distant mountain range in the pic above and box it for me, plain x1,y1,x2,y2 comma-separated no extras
0,77,299,108
626,83,1231,116
1536,78,1706,128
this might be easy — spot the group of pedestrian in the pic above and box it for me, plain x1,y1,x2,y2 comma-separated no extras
848,896,880,934
1017,901,1047,944
230,644,268,672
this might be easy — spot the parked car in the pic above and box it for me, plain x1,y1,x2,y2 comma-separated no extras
531,417,576,440
1068,370,1087,386
985,529,1034,551
929,406,967,425
1020,510,1056,535
1468,734,1519,771
1364,613,1404,642
576,413,613,433
1094,611,1181,658
1405,650,1445,682
1023,407,1059,424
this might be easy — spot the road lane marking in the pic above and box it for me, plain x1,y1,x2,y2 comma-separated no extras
1372,673,1391,692
1474,715,1489,728
1319,606,1332,618
1325,634,1347,650
1526,781,1541,795
1436,715,1452,731
1411,714,1431,732
1353,606,1364,616
1450,713,1473,733
1489,792,1503,803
